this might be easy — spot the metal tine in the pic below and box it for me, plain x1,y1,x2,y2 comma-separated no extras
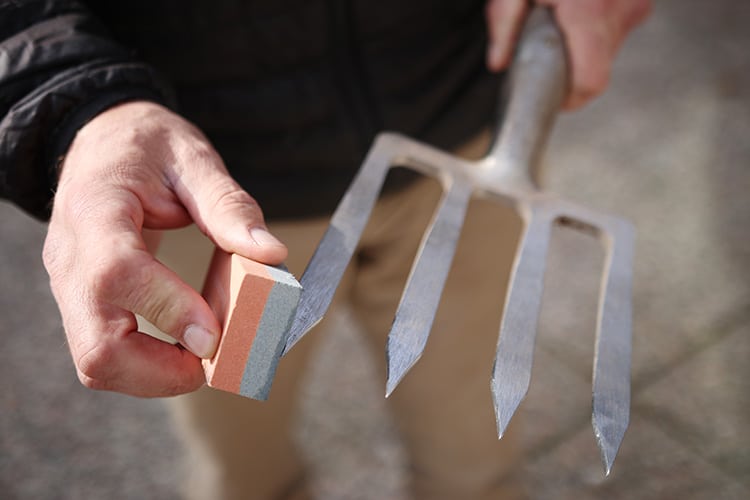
592,219,635,475
385,174,474,397
283,136,396,355
550,202,635,474
491,206,553,437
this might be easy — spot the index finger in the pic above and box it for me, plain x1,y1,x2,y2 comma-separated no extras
79,199,221,359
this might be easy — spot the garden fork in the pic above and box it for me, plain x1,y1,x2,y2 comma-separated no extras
282,7,634,475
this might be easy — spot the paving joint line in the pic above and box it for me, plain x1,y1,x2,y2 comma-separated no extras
493,303,750,484
632,303,750,393
538,342,593,380
634,400,750,489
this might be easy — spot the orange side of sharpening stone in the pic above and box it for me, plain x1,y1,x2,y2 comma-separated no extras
202,251,274,393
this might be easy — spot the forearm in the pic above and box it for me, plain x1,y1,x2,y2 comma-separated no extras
0,0,174,219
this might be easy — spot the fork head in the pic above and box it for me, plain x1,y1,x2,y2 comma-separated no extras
281,6,635,476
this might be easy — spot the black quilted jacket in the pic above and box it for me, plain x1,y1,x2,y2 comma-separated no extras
0,0,499,220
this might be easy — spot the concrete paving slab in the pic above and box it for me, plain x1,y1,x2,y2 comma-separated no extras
517,347,593,455
0,203,184,500
542,0,750,384
534,224,603,380
526,415,749,500
635,322,750,485
294,308,408,500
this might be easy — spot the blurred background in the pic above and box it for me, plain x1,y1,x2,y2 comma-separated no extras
1,0,748,498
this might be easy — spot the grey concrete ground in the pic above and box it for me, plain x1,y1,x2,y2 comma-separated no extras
1,0,748,498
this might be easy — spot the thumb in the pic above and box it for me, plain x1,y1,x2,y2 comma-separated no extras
172,155,288,265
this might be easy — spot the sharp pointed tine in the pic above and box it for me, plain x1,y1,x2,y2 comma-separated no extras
592,220,634,474
283,138,393,355
385,178,473,396
491,210,552,437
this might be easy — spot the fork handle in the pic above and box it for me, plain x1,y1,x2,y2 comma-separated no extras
486,6,568,187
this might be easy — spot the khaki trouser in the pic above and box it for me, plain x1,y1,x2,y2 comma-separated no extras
148,131,526,499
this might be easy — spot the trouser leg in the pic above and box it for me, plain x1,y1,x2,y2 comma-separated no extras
150,220,329,500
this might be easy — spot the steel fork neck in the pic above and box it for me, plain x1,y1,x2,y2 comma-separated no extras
481,6,568,191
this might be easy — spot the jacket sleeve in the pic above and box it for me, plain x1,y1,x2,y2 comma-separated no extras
0,0,176,220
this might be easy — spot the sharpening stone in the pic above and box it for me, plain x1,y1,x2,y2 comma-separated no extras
201,250,302,400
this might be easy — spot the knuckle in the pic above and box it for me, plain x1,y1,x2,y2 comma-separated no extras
77,370,112,392
576,72,608,99
75,342,115,390
211,185,259,216
42,232,76,298
187,141,219,164
87,249,148,304
85,249,189,337
588,63,611,93
163,373,203,397
140,296,185,338
61,186,102,224
86,253,129,301
42,233,62,275
126,265,189,337
173,138,223,176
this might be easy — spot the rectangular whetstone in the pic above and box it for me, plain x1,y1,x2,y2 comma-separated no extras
239,265,302,399
202,250,301,400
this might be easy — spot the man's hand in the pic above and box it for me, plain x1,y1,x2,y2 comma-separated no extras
485,0,651,109
43,101,287,397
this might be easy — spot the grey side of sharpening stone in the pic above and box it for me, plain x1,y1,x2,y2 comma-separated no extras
239,265,302,400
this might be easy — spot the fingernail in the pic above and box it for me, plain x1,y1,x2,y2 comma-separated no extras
183,324,217,358
249,227,284,247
